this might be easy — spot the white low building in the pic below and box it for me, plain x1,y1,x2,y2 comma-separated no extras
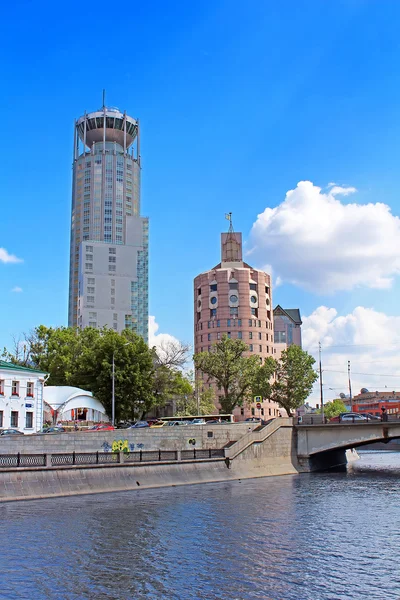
0,360,47,434
43,386,108,423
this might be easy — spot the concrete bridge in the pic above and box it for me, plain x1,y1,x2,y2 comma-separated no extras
295,420,400,471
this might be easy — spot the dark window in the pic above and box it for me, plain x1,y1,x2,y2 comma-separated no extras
207,431,213,438
227,319,231,327
259,345,262,352
198,288,201,296
238,319,242,326
261,408,264,416
229,282,238,290
208,333,211,341
208,321,211,328
227,332,231,338
265,286,269,294
238,331,242,339
240,408,244,416
250,283,257,291
249,332,253,339
248,319,252,327
0,411,3,427
251,407,255,416
217,320,220,327
210,284,217,292
25,412,33,428
258,332,262,340
230,307,238,316
258,320,261,327
11,411,18,427
210,309,217,317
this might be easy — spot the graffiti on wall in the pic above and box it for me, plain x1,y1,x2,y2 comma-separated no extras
101,440,145,453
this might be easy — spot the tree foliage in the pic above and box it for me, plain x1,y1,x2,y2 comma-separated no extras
270,345,318,416
193,336,260,413
251,357,277,400
3,326,158,422
317,399,347,419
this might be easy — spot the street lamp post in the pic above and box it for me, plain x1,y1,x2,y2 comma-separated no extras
111,341,132,427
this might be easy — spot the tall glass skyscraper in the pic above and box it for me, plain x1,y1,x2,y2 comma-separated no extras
68,103,148,343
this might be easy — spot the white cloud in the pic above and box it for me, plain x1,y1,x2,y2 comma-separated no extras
148,315,180,350
0,248,23,264
248,180,400,293
303,306,400,403
11,286,23,293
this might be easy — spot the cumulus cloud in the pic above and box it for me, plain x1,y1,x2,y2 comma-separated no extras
148,315,182,350
303,306,400,403
11,286,23,293
248,181,400,293
0,248,23,264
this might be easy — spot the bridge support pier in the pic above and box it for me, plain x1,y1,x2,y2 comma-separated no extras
297,448,348,472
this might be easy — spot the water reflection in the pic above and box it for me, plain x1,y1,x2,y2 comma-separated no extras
1,452,400,599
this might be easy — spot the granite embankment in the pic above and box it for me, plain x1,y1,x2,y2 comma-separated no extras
0,419,300,501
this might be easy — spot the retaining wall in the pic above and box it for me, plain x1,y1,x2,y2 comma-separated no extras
0,423,254,454
0,422,300,501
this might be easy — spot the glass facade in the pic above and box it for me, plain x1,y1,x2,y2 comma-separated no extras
69,107,148,344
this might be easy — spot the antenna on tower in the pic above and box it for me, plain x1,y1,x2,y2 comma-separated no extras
102,89,106,108
225,212,234,233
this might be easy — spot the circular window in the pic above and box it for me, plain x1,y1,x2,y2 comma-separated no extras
266,298,270,305
210,296,217,305
250,295,257,304
197,299,201,307
230,294,238,303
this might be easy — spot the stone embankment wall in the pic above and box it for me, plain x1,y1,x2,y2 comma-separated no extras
0,423,254,454
0,420,301,502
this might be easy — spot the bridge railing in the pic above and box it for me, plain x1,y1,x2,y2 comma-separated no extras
297,414,400,425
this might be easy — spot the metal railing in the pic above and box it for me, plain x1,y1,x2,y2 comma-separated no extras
296,414,400,425
0,448,226,469
0,453,46,468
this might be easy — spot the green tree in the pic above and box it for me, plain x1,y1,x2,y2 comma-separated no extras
193,336,260,414
316,399,347,419
175,386,216,416
251,356,277,400
270,345,318,417
3,326,157,422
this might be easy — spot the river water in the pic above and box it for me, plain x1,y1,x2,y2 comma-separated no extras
1,451,399,600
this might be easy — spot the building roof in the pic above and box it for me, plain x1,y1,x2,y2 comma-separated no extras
0,360,47,375
273,306,302,325
43,386,106,414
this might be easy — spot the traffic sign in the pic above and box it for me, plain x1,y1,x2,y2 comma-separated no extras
254,396,262,403
256,402,262,409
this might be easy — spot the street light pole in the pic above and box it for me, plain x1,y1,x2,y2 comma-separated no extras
112,351,115,427
319,341,324,423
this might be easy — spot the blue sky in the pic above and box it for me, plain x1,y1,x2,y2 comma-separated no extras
1,1,400,398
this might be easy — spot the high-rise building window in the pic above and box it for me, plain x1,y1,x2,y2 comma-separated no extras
227,332,231,339
250,283,257,291
230,307,238,316
238,332,242,339
238,319,242,327
249,344,253,352
217,320,220,327
208,321,211,329
86,246,93,252
208,334,211,341
258,332,262,340
210,284,217,291
259,345,262,352
210,309,217,317
109,248,116,254
249,332,253,340
248,319,252,327
227,319,231,327
217,332,221,340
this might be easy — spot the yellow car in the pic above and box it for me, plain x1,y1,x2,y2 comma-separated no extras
149,420,166,428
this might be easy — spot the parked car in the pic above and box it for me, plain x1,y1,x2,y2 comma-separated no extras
41,427,66,433
0,429,24,436
88,424,115,431
330,413,367,423
191,418,206,425
149,421,165,428
245,417,262,423
129,421,149,428
358,413,381,421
